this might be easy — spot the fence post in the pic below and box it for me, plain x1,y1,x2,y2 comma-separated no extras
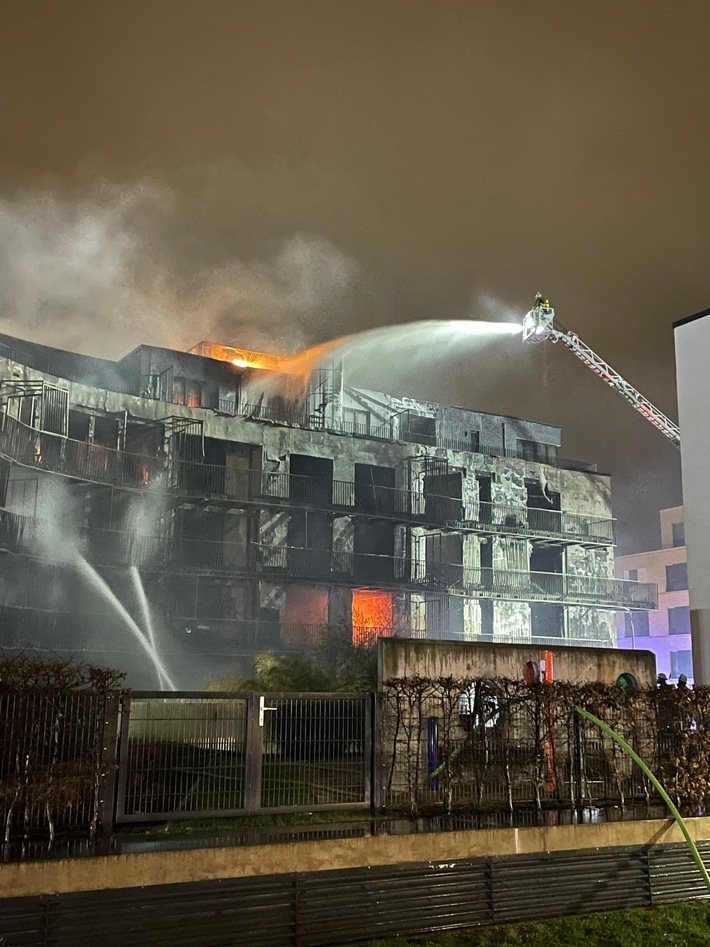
572,713,584,811
368,693,377,815
97,691,121,837
245,693,265,813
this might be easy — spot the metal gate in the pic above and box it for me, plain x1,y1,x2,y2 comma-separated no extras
114,692,371,823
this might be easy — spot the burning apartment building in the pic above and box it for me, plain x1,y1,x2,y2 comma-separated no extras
0,331,657,686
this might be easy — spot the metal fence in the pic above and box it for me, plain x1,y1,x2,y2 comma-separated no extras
381,677,676,814
0,685,118,842
115,692,371,823
3,842,710,946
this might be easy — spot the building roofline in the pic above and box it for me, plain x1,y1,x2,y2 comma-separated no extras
674,307,710,329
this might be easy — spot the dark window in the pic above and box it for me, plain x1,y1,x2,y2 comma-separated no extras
290,454,333,505
517,439,557,465
627,569,638,581
668,605,691,635
672,522,685,547
624,612,650,637
479,598,493,639
402,413,436,446
355,463,395,514
68,410,91,442
666,562,688,592
670,650,693,679
94,415,120,449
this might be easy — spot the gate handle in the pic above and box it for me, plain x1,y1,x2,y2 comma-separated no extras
259,695,278,727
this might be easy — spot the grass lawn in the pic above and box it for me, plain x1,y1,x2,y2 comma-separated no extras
356,902,710,946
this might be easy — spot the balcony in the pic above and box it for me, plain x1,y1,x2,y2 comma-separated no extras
219,401,594,470
0,413,162,489
0,347,597,473
0,412,613,547
0,508,652,610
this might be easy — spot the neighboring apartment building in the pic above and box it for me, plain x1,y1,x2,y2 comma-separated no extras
616,506,691,682
0,331,657,687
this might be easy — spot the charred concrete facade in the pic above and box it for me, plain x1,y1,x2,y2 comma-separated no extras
0,332,657,687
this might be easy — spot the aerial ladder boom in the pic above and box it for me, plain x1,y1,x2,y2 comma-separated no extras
522,294,681,449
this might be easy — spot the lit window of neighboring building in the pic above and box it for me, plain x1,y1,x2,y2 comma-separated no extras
624,611,649,637
668,605,691,635
666,562,689,591
670,650,693,679
672,521,685,547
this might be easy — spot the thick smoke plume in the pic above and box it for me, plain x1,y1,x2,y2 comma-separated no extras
0,179,363,359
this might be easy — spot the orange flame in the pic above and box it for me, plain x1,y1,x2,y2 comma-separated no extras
352,590,393,647
190,336,350,403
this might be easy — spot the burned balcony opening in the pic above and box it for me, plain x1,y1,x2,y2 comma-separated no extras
400,411,436,446
167,575,257,651
354,463,395,516
526,479,561,534
354,520,395,583
168,418,205,490
95,415,121,450
288,509,334,579
68,410,90,443
283,586,330,646
171,376,219,410
517,438,558,465
531,602,565,638
174,505,257,572
290,454,333,507
479,598,494,640
478,474,493,524
422,593,464,639
530,543,564,635
424,459,463,524
423,532,464,589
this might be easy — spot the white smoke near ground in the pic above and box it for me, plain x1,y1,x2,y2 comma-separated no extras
0,179,364,359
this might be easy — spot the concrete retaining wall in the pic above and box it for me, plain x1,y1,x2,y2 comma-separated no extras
2,815,707,899
378,637,656,685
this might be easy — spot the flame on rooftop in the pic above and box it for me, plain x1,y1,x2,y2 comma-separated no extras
189,341,291,372
189,338,346,399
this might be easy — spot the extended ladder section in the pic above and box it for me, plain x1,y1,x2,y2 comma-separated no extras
550,329,681,448
522,295,680,449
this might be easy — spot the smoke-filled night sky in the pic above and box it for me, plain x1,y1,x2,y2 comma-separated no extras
3,0,708,553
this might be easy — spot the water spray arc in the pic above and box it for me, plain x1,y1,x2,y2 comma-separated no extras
215,317,524,403
129,565,172,691
522,294,681,448
74,556,176,690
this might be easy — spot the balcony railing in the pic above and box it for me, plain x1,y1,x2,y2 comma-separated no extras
0,605,392,655
1,347,596,472
219,400,593,470
0,414,615,546
0,508,646,609
0,604,619,657
0,412,162,489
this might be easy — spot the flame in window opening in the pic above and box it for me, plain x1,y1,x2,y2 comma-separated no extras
352,589,393,647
